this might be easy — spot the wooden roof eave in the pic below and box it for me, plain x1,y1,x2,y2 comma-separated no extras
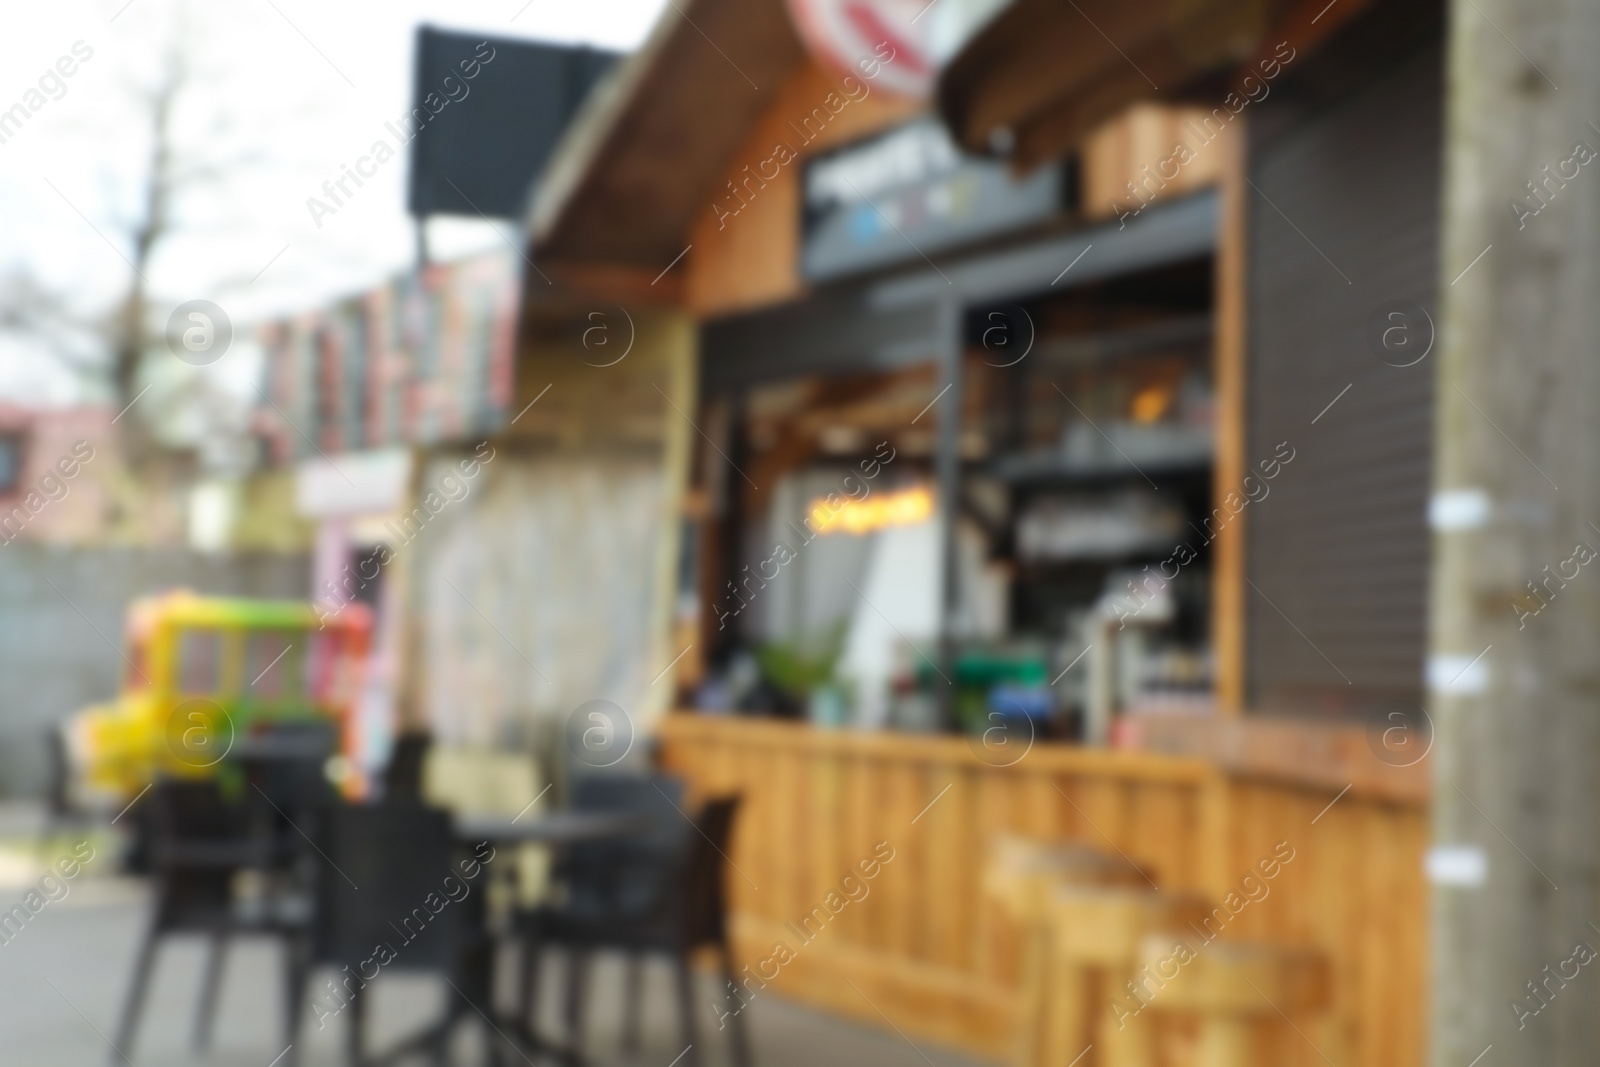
523,28,664,256
525,0,806,275
936,0,1382,170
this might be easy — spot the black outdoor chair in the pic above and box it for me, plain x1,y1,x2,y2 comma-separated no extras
517,777,750,1067
518,773,689,1046
114,778,303,1061
238,721,339,869
38,725,95,856
291,801,508,1067
380,730,432,801
240,722,338,805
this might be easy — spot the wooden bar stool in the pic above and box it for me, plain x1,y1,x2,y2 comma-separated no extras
1137,936,1330,1067
982,839,1154,1067
1045,887,1209,1067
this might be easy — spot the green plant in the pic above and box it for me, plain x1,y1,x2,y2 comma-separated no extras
756,622,848,700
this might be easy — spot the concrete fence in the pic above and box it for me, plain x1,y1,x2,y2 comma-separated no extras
0,544,309,797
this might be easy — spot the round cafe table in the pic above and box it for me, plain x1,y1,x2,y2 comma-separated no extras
424,808,655,1067
453,810,651,847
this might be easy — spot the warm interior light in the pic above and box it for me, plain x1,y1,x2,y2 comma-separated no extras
808,485,934,535
1130,381,1176,423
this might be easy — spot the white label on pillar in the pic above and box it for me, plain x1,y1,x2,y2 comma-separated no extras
1429,653,1488,694
1430,489,1490,530
1427,845,1487,886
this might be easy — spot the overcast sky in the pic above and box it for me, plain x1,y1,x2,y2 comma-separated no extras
0,0,667,406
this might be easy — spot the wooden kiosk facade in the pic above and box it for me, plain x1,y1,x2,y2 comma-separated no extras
522,0,1442,1063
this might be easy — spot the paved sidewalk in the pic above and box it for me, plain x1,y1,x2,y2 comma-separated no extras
0,849,991,1067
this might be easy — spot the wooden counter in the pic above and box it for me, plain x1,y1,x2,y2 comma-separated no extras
659,713,1428,1066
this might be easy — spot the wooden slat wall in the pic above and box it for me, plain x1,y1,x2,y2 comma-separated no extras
1078,103,1228,225
658,716,1427,1067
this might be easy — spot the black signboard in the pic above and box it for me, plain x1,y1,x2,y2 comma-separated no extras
407,26,617,220
800,118,1065,282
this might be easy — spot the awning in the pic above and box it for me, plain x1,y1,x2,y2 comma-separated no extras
702,189,1217,391
935,0,1381,169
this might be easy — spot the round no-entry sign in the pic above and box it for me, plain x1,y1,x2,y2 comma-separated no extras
785,0,936,99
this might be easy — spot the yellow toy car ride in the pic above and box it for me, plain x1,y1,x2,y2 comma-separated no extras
66,591,372,806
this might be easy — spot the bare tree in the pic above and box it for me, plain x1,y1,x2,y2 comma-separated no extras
110,57,182,410
99,6,249,465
